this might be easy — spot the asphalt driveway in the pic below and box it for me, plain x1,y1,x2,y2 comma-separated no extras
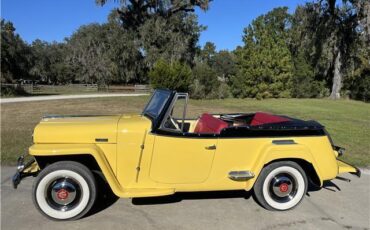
1,166,369,230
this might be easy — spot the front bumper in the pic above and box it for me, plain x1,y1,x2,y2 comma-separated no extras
12,156,39,189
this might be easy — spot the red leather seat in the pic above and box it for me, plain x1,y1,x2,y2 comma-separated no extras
194,113,229,134
250,112,290,126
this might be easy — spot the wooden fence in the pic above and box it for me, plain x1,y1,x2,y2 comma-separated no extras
1,83,150,94
106,84,150,92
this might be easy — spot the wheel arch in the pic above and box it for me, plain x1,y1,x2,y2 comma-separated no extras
30,144,125,197
245,148,324,191
35,154,100,171
263,158,322,188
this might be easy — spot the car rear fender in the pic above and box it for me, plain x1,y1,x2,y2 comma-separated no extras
245,142,323,190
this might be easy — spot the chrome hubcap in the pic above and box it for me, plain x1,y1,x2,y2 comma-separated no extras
268,173,297,203
51,180,77,205
46,178,82,211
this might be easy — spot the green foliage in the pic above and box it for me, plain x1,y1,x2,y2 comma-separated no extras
348,74,370,102
96,0,210,29
232,7,294,99
30,40,72,84
1,7,203,87
0,85,29,97
213,50,237,82
1,20,33,83
190,43,234,99
291,52,328,98
149,59,193,91
192,62,219,96
189,79,206,99
139,12,205,68
345,43,370,102
1,1,369,101
97,0,206,83
200,42,216,66
66,23,118,86
292,1,366,99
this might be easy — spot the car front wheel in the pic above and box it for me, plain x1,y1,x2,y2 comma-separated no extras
32,161,97,220
253,161,307,211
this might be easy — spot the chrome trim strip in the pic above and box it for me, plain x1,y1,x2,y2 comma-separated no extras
228,171,255,181
42,114,111,119
272,140,296,145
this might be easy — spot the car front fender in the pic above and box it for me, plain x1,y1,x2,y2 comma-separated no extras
29,144,126,197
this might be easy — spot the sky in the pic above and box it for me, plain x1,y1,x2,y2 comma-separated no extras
2,0,307,51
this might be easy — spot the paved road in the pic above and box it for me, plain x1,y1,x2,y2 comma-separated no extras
1,166,369,230
0,93,149,104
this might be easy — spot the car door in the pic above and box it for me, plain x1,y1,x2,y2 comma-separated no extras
149,135,217,184
149,93,217,184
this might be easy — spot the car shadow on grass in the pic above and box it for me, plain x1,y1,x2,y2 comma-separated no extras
132,190,252,205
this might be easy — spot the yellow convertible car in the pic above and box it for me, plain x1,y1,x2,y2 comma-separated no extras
13,89,360,220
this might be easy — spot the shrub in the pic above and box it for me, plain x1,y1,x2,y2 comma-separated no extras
348,74,370,102
192,62,219,96
189,79,206,99
149,59,192,92
1,85,28,97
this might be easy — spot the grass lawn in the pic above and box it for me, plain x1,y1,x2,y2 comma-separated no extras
1,96,369,167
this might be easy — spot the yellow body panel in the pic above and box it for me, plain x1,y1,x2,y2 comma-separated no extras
34,115,121,144
150,136,217,184
337,160,358,174
28,113,358,197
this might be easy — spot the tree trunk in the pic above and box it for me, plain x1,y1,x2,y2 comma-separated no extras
329,50,342,99
365,1,370,42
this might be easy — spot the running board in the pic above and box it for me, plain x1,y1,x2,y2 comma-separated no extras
228,171,255,181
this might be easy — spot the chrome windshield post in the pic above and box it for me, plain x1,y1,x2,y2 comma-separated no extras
180,93,189,132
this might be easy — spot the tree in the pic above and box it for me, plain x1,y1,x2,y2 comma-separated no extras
139,12,205,68
288,5,329,98
1,20,32,83
96,0,209,82
105,11,147,83
199,41,216,66
149,59,192,91
66,23,117,86
302,0,365,99
232,7,294,99
213,50,236,82
192,62,218,96
30,40,71,84
96,0,210,29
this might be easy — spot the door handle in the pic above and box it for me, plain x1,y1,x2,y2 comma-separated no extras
205,145,216,150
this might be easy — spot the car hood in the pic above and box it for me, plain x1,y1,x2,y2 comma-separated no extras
33,115,123,144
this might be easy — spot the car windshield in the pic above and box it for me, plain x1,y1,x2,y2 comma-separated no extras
142,90,172,120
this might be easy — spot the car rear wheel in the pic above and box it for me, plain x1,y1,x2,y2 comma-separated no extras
32,161,97,220
253,161,307,211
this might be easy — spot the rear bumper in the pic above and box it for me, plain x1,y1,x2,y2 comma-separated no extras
337,159,361,177
12,156,39,189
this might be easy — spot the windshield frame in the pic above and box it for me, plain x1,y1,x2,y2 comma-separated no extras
142,89,176,129
159,93,189,133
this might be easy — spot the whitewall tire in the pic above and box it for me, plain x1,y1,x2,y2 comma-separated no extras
253,161,307,211
32,161,97,220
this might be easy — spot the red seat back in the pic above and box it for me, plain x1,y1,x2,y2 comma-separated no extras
194,113,228,134
250,112,290,126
